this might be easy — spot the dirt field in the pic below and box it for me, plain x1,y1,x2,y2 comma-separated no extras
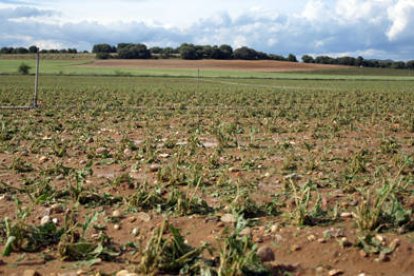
0,76,413,276
85,59,345,72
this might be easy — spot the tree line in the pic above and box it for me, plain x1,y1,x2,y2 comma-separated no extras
2,43,414,69
302,55,414,70
92,43,414,69
0,46,82,54
92,43,299,62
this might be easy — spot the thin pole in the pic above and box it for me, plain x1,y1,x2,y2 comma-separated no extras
33,47,40,108
197,68,200,92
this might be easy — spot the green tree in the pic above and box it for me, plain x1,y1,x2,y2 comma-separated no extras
301,55,314,63
392,61,406,69
14,47,29,54
96,52,111,59
269,54,287,61
18,63,31,75
218,44,233,59
92,44,116,53
28,46,38,53
179,44,201,60
117,44,151,59
287,54,298,62
161,47,175,58
150,47,162,55
0,47,14,54
233,47,258,60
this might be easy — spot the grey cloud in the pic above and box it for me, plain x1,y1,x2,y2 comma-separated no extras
0,6,55,18
0,2,414,60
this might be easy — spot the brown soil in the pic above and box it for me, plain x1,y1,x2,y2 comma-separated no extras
1,76,413,276
84,59,345,72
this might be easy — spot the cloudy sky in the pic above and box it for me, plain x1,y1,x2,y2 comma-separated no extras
1,0,414,60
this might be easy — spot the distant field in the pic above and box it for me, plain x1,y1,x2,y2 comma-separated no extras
85,59,345,72
1,55,414,80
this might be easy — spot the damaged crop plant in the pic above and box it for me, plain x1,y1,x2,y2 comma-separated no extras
0,73,414,275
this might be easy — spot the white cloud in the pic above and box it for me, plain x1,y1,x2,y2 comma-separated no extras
301,0,329,22
387,0,414,41
0,0,414,60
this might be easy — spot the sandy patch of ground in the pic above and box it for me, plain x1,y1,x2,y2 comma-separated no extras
83,59,345,72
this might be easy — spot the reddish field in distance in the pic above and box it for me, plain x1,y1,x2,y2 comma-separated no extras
85,59,346,72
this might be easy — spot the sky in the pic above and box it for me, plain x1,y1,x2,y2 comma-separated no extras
1,0,414,60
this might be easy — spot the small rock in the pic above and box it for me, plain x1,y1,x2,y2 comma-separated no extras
257,246,275,262
85,137,94,143
79,160,87,165
137,212,151,222
21,149,29,156
96,147,108,155
116,270,138,276
52,218,58,224
254,237,264,243
49,203,65,214
159,153,170,158
149,164,161,172
328,269,343,276
318,238,327,244
315,266,324,273
375,234,385,243
116,271,129,276
123,148,133,157
359,250,368,258
40,215,50,226
389,238,400,251
274,234,283,242
324,228,344,239
284,173,302,180
132,227,139,236
57,272,77,276
339,237,352,248
114,224,121,230
270,224,279,233
112,210,121,218
307,234,317,241
240,227,252,236
39,156,49,164
340,212,353,218
23,270,40,276
291,244,301,252
217,222,225,228
375,252,390,263
349,199,359,206
221,214,236,223
397,225,408,234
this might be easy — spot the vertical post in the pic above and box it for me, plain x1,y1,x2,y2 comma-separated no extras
33,47,40,108
197,68,200,92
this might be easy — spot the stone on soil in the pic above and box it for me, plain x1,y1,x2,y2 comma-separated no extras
23,270,40,276
257,246,275,262
116,270,139,276
40,215,50,226
137,212,151,222
220,213,236,223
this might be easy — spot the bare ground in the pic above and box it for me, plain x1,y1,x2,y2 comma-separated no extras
83,59,345,72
